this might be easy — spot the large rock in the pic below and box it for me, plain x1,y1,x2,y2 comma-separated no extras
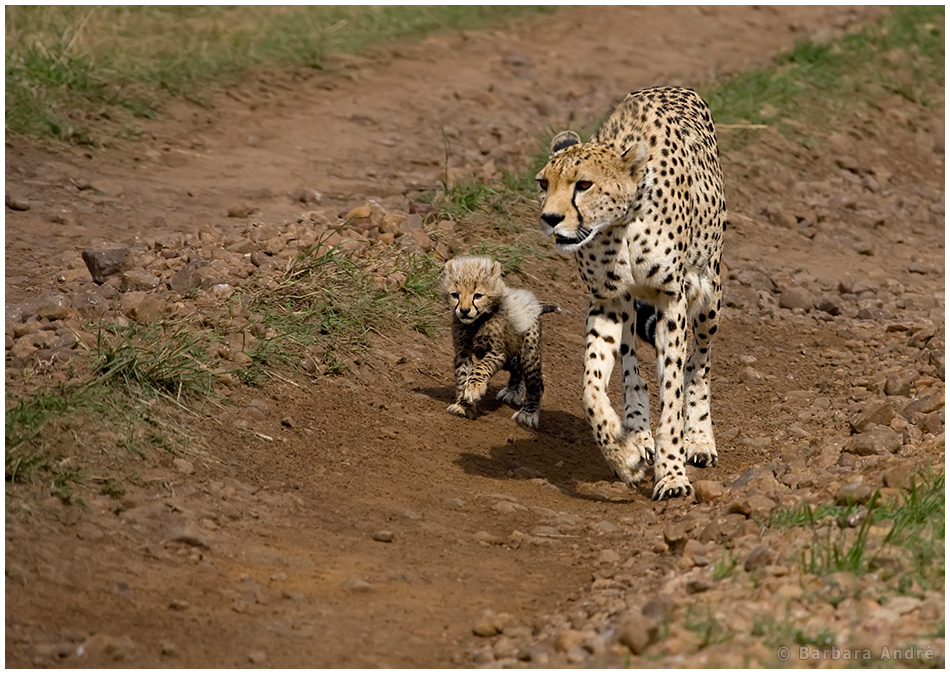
82,247,130,284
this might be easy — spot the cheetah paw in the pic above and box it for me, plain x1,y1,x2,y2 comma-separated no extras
651,474,694,501
687,443,718,468
496,384,525,408
513,408,539,430
622,429,656,466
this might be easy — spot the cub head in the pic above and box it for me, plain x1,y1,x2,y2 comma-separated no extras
536,130,647,252
441,256,504,324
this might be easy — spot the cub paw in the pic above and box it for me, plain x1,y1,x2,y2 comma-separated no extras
446,403,475,419
652,474,693,501
496,384,525,407
513,408,539,430
462,381,488,405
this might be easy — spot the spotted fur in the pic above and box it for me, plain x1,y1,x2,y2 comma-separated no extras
441,255,559,430
536,86,725,500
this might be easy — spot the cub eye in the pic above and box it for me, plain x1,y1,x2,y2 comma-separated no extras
537,178,549,191
450,292,459,299
575,180,593,191
473,293,483,300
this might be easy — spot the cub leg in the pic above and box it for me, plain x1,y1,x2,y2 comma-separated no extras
496,354,525,407
513,324,544,430
447,348,475,418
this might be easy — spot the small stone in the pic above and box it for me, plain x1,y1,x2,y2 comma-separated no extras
248,650,266,665
168,599,190,611
884,370,916,397
280,416,296,429
846,426,902,455
617,615,656,655
744,546,773,571
82,247,130,284
693,480,725,503
554,628,585,653
5,194,31,211
472,609,510,637
36,292,71,320
169,522,211,549
662,523,691,553
779,287,813,311
172,458,195,475
372,531,394,543
341,578,375,593
850,401,898,433
836,481,873,505
120,269,161,292
227,205,256,218
291,188,322,204
686,576,714,594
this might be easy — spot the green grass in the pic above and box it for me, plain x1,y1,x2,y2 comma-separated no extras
245,240,442,383
781,473,945,591
702,5,944,147
6,6,552,143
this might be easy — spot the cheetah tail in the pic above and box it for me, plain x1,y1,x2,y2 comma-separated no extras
540,304,561,315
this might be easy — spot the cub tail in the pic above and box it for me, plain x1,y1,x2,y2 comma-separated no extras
540,304,561,315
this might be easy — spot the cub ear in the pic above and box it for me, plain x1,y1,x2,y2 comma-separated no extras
491,261,502,278
550,130,581,154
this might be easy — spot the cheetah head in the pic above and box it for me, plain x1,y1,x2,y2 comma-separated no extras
536,131,647,252
441,256,503,324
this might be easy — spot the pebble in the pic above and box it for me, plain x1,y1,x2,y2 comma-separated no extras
5,193,31,211
845,426,901,455
372,530,394,543
472,609,511,637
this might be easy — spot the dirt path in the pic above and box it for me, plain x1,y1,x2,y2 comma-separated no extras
6,5,943,668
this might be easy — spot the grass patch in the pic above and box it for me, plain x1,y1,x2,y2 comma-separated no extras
6,6,552,142
702,5,944,147
773,472,945,592
245,239,442,382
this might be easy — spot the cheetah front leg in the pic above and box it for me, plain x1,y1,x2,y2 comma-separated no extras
651,294,692,500
583,300,650,487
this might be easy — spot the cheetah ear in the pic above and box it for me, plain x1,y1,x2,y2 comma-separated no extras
490,261,502,278
619,142,649,176
550,130,581,154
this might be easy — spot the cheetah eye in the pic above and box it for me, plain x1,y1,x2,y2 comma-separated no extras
537,178,549,191
575,180,593,191
450,292,459,299
472,293,483,300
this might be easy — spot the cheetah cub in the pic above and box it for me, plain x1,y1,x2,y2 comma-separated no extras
441,255,559,430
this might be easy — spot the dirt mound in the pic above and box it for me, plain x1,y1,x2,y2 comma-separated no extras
5,5,943,668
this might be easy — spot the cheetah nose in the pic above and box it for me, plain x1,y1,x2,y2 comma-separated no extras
459,307,470,316
541,212,564,228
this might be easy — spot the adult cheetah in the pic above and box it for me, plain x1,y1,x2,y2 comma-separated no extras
535,86,725,500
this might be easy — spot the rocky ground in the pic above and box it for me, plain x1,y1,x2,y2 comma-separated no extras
5,5,944,669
